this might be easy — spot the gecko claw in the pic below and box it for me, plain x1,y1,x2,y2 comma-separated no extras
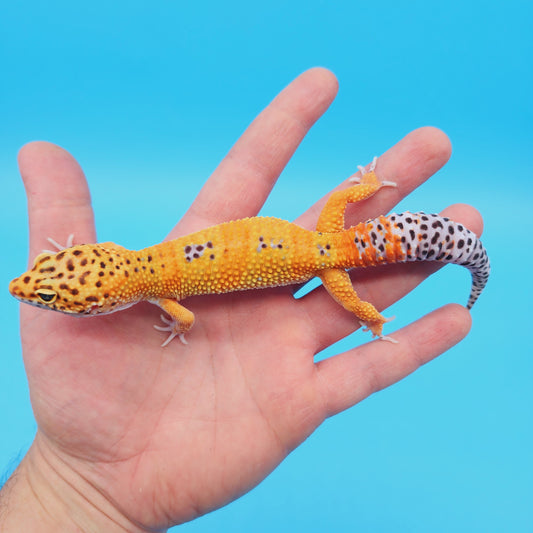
154,314,188,346
359,317,398,344
46,234,75,252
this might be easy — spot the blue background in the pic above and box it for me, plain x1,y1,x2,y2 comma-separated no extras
1,1,531,531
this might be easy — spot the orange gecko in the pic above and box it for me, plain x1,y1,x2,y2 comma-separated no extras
9,159,490,346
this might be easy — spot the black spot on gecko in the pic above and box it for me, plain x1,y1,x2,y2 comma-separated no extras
56,251,66,260
85,296,98,302
124,271,129,277
150,268,155,274
147,255,152,262
23,276,31,284
59,283,69,290
207,241,213,248
457,239,465,249
66,260,75,272
210,254,215,260
73,250,83,256
95,281,102,287
185,245,192,253
92,249,101,257
79,271,91,285
98,271,105,277
70,288,79,295
100,262,106,269
80,258,88,266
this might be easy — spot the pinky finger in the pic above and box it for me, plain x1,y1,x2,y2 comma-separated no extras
315,304,472,418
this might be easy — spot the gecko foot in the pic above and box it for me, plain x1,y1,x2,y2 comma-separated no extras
43,234,75,253
154,314,188,346
349,157,397,189
359,317,399,344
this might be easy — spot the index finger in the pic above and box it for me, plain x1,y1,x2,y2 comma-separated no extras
169,68,339,238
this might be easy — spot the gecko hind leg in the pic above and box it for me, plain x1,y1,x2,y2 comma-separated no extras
316,157,397,233
319,268,397,343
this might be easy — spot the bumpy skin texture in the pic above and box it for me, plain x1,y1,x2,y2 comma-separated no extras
9,166,490,344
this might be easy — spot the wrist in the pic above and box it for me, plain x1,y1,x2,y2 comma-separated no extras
0,433,151,533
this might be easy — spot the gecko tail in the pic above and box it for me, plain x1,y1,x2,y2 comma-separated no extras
354,212,490,309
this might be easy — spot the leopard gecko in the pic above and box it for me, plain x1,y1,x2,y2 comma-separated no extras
9,159,490,346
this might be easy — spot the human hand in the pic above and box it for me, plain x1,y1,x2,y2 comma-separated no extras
0,68,482,532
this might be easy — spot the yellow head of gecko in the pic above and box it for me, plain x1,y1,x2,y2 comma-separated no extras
8,243,144,316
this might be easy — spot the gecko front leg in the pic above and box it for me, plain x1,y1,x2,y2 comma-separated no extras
153,298,195,346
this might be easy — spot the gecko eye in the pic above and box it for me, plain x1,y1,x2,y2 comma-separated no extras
36,289,57,303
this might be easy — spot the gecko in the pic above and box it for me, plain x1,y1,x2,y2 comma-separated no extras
9,159,490,346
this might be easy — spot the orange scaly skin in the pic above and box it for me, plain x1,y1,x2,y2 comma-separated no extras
9,162,490,346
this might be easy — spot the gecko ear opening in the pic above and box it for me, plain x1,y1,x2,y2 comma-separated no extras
36,289,57,303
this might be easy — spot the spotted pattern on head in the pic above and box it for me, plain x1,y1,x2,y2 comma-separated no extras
9,243,150,316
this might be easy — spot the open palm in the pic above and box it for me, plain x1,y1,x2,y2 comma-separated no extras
14,68,481,531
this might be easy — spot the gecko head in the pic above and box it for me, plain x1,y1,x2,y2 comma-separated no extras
9,244,137,316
